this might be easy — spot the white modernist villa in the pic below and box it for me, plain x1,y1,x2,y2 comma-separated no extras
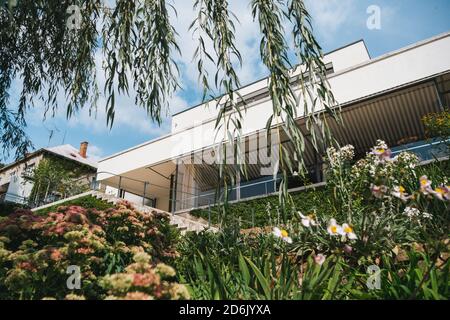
97,31,450,214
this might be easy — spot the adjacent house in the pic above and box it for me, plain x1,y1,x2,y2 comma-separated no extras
97,31,450,214
0,142,97,206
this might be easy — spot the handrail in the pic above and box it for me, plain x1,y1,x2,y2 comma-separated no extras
95,171,199,197
96,171,151,185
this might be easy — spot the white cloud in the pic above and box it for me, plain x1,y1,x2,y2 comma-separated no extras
305,0,356,41
170,0,266,93
86,144,104,162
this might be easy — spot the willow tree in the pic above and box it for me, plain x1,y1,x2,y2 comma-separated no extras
0,0,338,213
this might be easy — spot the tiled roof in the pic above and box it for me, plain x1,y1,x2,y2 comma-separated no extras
45,144,98,168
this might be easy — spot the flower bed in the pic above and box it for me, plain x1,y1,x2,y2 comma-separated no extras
0,201,185,300
176,141,449,299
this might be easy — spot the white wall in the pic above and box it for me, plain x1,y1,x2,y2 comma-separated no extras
98,32,450,177
0,154,43,203
171,40,370,133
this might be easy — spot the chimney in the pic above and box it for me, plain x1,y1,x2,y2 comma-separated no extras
79,141,88,158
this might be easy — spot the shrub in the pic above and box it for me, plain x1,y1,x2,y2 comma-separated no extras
189,185,328,228
35,195,113,216
422,110,450,140
101,251,189,300
0,201,181,300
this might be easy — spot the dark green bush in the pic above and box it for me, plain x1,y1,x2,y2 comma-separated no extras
190,185,328,228
35,196,113,216
189,160,449,228
0,202,27,217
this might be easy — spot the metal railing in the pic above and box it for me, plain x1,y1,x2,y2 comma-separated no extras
169,177,282,212
0,192,28,205
94,171,287,214
0,174,95,209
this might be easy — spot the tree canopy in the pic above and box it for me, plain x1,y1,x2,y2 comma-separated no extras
0,0,338,209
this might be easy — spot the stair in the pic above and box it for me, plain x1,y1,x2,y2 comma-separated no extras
91,191,217,235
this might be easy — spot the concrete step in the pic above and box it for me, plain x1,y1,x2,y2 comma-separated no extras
177,212,210,225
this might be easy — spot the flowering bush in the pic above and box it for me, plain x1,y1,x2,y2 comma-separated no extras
178,141,449,300
101,251,189,300
0,201,181,300
306,140,449,256
422,110,450,140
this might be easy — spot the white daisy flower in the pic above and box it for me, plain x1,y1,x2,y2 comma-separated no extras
391,185,411,202
342,223,357,240
432,185,450,201
272,227,293,244
299,212,317,228
419,176,433,195
327,219,343,236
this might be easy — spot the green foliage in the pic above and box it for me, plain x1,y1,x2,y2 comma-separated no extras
191,185,327,227
177,142,449,300
0,201,181,300
35,195,113,216
422,109,450,140
177,225,449,300
348,248,450,300
26,156,95,206
190,158,449,230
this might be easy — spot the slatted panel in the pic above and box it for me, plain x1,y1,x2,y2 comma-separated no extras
327,82,441,157
182,81,442,190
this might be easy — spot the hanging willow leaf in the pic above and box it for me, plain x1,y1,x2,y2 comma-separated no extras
191,0,248,206
250,0,337,215
0,1,101,159
103,0,180,127
1,0,337,216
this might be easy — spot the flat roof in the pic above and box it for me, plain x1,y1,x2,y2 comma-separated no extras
171,39,368,117
98,31,450,163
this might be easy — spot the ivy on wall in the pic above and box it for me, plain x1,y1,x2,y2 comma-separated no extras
24,155,95,205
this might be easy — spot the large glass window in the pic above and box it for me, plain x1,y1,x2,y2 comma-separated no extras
240,175,278,200
391,138,449,161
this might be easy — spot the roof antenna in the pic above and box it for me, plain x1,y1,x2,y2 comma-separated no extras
61,130,67,145
47,130,54,147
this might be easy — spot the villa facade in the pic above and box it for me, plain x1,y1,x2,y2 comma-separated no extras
97,32,450,213
0,142,97,206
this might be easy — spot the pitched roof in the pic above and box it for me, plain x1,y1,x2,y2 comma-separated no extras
45,144,98,168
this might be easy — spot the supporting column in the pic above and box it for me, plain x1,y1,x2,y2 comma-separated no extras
142,182,147,206
171,160,179,213
118,176,123,198
236,168,241,202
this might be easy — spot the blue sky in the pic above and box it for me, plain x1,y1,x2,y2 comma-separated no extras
5,0,450,163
